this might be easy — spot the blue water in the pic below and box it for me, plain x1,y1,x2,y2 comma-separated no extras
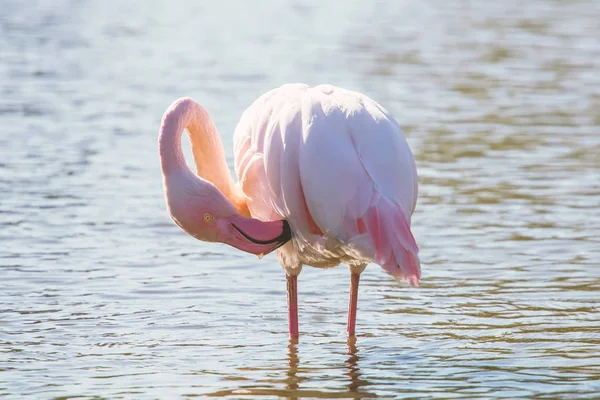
1,0,599,398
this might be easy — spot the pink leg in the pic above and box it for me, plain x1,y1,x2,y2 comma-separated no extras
286,274,299,339
347,272,360,337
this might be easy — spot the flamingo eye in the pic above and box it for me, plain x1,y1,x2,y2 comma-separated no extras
203,213,213,223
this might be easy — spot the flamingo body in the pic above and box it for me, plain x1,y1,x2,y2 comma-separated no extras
234,84,420,284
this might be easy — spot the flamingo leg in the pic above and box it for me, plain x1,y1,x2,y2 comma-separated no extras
347,272,360,337
286,274,299,339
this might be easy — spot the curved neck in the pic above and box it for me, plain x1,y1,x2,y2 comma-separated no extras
158,98,243,210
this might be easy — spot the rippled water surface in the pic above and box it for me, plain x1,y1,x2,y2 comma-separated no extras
1,0,599,398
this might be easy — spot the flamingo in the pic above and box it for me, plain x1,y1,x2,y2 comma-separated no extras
159,83,420,339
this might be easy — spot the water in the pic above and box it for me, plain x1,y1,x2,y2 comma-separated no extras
1,0,599,398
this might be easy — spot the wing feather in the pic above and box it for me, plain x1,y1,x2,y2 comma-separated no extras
233,84,420,284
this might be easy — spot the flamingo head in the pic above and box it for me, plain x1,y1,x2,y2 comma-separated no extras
164,173,291,257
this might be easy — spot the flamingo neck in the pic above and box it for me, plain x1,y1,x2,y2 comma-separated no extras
158,98,248,215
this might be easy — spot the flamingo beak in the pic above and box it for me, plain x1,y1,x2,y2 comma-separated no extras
227,216,292,256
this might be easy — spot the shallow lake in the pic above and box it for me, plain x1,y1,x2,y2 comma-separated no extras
1,0,599,398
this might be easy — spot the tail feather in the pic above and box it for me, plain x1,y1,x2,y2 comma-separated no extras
361,193,420,286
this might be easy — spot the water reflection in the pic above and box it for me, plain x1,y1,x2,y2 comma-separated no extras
279,339,379,400
207,340,378,398
285,342,300,399
345,338,373,399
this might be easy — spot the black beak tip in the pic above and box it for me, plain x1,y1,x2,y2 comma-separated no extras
281,220,292,243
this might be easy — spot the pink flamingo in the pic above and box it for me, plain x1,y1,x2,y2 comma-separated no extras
159,84,420,339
